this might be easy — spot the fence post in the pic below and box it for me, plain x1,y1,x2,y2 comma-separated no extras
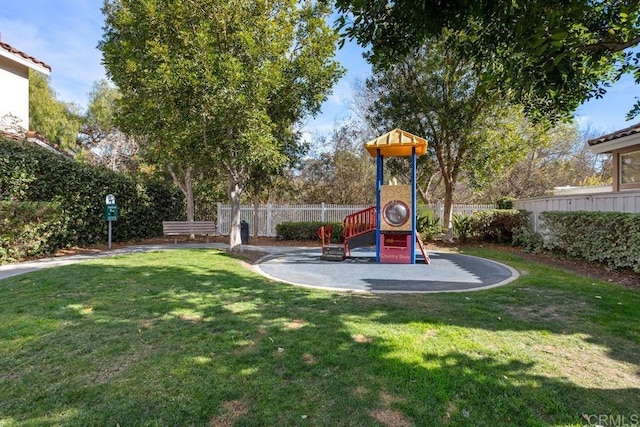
321,202,326,222
435,201,443,227
216,202,222,234
267,203,273,237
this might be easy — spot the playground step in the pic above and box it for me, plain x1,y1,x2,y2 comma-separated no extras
321,244,345,261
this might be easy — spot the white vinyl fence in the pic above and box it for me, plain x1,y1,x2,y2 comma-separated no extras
514,190,640,233
216,203,369,236
216,202,497,236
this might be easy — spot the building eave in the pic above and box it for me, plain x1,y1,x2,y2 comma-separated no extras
0,41,51,75
588,132,640,154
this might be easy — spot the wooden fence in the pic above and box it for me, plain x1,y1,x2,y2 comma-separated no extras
216,202,496,236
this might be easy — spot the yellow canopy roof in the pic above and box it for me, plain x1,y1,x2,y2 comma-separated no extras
365,128,427,158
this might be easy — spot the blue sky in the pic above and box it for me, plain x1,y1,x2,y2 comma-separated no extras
1,0,638,143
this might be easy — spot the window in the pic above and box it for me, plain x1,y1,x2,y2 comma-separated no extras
620,150,640,186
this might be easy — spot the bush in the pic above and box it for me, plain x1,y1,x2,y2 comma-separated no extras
417,211,441,241
452,214,472,242
540,211,640,273
0,201,65,263
470,209,529,243
512,225,544,253
0,137,184,263
496,197,515,210
276,221,344,242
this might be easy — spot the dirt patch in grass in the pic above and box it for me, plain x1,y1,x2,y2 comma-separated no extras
506,304,565,323
210,400,250,427
352,334,374,344
369,409,413,427
534,340,640,389
283,319,307,330
301,352,317,365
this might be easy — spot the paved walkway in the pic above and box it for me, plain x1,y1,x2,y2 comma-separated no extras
0,244,518,293
0,243,312,281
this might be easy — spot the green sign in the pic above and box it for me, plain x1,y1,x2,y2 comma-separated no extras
104,204,118,221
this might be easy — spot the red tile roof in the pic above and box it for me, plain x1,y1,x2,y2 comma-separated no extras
0,130,72,158
0,129,23,141
0,41,51,72
588,122,640,146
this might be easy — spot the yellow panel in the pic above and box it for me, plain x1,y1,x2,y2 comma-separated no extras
380,185,412,232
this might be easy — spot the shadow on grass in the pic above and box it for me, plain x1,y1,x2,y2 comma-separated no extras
0,249,638,425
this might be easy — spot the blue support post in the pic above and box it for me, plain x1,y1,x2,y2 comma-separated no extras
411,146,417,264
375,149,384,263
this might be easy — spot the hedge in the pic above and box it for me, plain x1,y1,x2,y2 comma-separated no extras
540,211,640,273
276,221,344,242
0,201,65,263
469,209,529,243
0,137,184,264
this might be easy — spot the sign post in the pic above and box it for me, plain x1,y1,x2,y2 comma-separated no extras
104,194,118,249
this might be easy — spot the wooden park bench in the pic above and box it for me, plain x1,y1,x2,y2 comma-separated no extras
162,221,218,244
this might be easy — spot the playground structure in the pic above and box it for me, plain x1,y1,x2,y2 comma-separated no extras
319,129,430,264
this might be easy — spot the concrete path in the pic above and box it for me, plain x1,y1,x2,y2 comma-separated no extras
0,244,518,294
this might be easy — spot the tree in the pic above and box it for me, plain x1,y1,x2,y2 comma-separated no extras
29,71,82,150
80,80,139,175
479,123,612,200
334,0,640,121
362,34,535,239
101,0,343,249
296,121,376,204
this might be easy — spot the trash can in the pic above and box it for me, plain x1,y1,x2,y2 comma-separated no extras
240,220,249,245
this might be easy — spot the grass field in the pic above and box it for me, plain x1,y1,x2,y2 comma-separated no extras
0,248,638,426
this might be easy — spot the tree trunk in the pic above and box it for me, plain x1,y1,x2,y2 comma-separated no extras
228,180,243,251
168,164,195,223
252,191,260,238
442,178,455,243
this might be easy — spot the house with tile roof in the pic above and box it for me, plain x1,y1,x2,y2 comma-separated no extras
514,123,640,232
588,123,640,192
0,39,51,133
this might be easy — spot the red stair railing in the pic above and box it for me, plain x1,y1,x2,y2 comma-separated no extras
343,206,376,240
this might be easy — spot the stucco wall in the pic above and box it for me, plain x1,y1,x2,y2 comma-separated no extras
0,55,29,130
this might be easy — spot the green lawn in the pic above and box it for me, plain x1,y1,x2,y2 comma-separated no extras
0,248,638,426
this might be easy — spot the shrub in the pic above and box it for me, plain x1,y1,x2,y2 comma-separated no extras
452,214,472,242
0,136,184,263
511,225,544,253
470,209,529,243
496,197,515,210
276,221,344,242
417,211,441,241
0,201,65,263
540,211,640,273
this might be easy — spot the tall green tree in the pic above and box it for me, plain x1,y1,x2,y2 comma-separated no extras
335,0,640,121
363,34,535,239
101,0,343,248
29,71,82,150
